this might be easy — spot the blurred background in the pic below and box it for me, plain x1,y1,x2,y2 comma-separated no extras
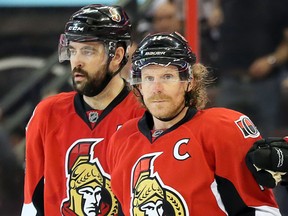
0,0,287,215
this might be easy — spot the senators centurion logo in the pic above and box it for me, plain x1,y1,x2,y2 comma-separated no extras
109,7,121,22
130,153,189,216
61,138,119,216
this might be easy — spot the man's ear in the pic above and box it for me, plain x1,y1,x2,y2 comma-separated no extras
109,46,125,72
187,77,194,91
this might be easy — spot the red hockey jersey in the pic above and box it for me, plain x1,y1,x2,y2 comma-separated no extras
21,87,144,216
107,108,281,215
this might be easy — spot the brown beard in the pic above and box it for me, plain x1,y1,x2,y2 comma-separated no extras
72,66,112,97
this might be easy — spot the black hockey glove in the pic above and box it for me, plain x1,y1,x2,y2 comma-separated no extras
246,137,288,188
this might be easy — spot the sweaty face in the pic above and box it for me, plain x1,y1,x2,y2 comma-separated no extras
139,65,189,121
69,41,109,97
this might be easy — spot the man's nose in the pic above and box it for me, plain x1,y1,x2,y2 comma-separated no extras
151,80,164,93
70,51,85,68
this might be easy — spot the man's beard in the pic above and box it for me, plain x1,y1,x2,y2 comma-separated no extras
145,94,186,122
72,67,113,97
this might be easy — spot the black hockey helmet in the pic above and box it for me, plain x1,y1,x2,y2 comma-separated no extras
130,32,196,85
59,4,131,63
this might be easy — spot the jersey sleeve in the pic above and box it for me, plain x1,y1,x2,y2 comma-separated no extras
21,100,51,216
205,111,280,215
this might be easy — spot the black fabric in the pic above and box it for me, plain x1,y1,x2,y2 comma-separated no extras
138,108,197,143
215,175,255,216
117,202,125,216
74,85,130,130
32,177,45,216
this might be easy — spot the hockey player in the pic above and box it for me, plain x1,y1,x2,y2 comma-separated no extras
106,32,281,215
21,4,144,216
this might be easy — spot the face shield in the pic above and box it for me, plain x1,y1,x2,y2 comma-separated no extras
58,34,70,63
129,57,192,85
58,33,107,63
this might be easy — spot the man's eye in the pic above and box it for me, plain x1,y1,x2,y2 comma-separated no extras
163,74,174,80
144,76,154,82
68,49,76,56
82,49,96,56
163,74,179,82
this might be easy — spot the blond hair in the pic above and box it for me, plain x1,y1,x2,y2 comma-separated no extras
189,63,210,110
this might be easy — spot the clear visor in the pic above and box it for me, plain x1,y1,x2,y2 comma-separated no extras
58,34,69,63
129,58,191,85
58,34,103,63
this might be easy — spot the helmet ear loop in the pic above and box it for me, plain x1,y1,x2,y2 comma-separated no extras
103,41,118,77
116,41,130,74
107,41,128,77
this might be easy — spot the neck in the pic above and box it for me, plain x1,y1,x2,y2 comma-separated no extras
83,75,124,110
153,107,188,130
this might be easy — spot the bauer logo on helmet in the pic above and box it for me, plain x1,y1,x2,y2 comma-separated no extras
144,51,166,56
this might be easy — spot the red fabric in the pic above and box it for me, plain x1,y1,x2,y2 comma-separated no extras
22,91,144,215
107,108,279,215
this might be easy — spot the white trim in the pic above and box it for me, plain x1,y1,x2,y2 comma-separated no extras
21,203,37,216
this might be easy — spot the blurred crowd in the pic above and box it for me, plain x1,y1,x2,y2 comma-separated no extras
0,0,288,215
